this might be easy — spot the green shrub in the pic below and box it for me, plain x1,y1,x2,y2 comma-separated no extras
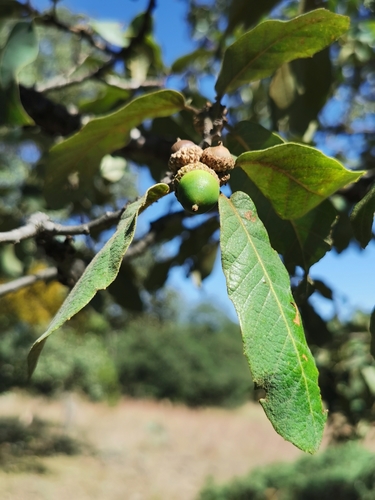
0,312,253,407
0,323,119,402
198,443,375,500
33,331,120,401
111,317,253,407
0,416,86,473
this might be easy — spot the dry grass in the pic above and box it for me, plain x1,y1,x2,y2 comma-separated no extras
0,391,374,500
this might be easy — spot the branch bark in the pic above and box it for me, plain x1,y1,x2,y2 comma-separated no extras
0,210,124,245
0,209,186,298
0,267,58,298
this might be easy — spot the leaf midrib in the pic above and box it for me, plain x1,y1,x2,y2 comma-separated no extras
239,157,323,196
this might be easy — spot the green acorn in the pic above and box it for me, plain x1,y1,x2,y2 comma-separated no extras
174,162,220,214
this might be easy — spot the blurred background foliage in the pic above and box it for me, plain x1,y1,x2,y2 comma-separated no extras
0,0,374,446
0,297,253,407
198,441,375,499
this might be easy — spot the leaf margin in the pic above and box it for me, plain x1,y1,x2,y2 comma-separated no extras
219,190,327,453
27,183,170,377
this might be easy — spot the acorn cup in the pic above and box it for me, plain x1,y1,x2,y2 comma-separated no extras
200,142,235,173
168,139,203,173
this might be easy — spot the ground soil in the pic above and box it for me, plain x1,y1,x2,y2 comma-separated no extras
0,392,374,500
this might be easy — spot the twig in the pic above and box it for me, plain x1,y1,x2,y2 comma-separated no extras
19,0,159,133
0,209,124,245
24,0,157,61
23,1,119,57
0,209,186,298
101,75,165,91
36,73,164,93
194,101,228,148
0,267,58,297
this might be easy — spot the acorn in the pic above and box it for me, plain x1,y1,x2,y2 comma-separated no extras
200,142,235,173
174,162,220,214
168,139,203,173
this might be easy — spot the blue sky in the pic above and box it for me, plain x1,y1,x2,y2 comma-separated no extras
31,0,375,322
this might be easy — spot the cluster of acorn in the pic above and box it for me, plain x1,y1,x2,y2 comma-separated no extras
169,139,235,214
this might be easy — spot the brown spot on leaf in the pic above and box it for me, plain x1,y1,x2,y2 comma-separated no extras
244,210,256,222
302,354,308,362
290,301,301,326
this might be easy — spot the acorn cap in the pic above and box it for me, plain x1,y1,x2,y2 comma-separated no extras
173,162,219,190
200,142,235,173
168,141,203,173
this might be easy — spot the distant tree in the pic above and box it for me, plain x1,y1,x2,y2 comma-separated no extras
0,0,374,453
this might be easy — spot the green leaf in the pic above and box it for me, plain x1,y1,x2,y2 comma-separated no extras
107,262,143,312
44,90,185,207
144,216,219,291
350,182,375,248
0,21,38,126
27,183,170,377
270,49,332,136
170,48,213,73
89,20,129,48
0,83,34,126
0,21,39,88
219,191,326,453
274,201,337,271
0,0,24,18
298,300,333,347
226,121,284,155
235,143,364,219
226,0,280,35
331,208,353,253
215,9,349,97
370,307,375,359
79,84,130,114
230,152,337,272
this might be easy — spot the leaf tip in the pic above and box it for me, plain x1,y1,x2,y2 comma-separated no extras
27,338,47,380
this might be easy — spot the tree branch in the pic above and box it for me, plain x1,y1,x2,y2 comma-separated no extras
24,0,157,62
0,209,124,245
36,74,164,93
18,0,159,135
0,267,58,298
0,209,186,298
23,1,119,57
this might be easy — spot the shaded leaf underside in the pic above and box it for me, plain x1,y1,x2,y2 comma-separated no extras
350,182,375,248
